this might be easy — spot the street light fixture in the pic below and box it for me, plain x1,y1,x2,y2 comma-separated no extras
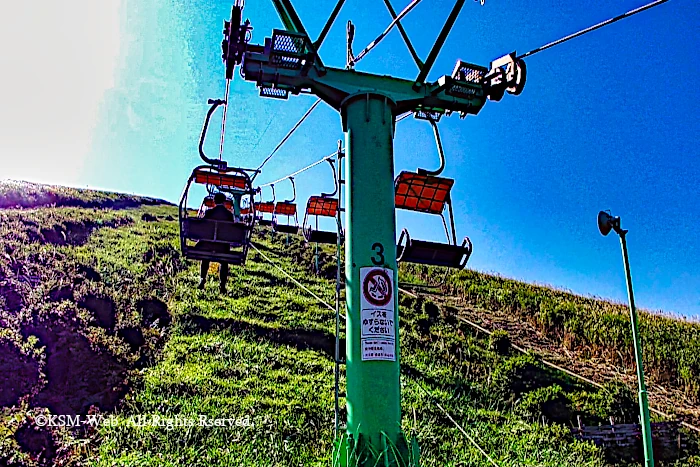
598,210,655,467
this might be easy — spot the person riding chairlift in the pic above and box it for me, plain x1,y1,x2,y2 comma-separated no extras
196,192,234,293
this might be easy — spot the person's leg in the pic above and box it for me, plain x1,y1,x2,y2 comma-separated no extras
219,262,229,292
199,260,210,289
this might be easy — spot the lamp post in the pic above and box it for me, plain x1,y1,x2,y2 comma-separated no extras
597,210,654,467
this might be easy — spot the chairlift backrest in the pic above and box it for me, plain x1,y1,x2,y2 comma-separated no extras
275,202,297,216
394,171,453,215
194,168,250,190
306,196,338,217
257,202,275,213
203,196,234,210
274,177,297,216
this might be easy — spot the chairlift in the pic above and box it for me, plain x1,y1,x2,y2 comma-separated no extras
178,98,258,266
256,185,276,226
180,166,256,265
200,195,234,216
395,116,472,269
273,177,299,234
302,159,343,245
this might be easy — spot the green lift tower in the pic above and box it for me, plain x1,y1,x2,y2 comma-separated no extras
221,1,525,465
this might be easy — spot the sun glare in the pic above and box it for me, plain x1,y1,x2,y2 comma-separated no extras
0,1,121,185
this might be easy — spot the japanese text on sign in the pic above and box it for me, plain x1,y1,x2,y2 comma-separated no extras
361,308,395,338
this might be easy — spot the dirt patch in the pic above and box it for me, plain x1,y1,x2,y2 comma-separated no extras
40,226,66,246
63,221,93,245
37,218,133,247
79,295,116,331
138,298,170,328
0,283,24,312
117,327,145,351
77,265,101,282
0,341,41,407
21,322,128,417
15,422,57,467
48,285,73,302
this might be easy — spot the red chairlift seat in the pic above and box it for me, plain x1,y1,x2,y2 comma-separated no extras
394,171,472,269
272,178,298,236
179,165,256,266
256,201,275,226
273,201,299,234
255,185,276,227
303,196,343,244
395,172,453,214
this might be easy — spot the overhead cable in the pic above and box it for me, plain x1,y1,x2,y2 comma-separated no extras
413,381,500,466
249,243,345,319
349,0,424,66
518,0,670,59
256,112,414,188
258,151,338,188
253,98,323,177
218,80,231,161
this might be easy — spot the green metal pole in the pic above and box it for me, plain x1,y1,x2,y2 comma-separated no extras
619,231,654,467
334,93,415,467
232,193,242,219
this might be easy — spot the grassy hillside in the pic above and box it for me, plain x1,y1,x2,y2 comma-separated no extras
0,181,169,210
400,264,700,422
1,184,699,466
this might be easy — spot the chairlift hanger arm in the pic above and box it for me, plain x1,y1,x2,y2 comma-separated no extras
288,177,297,202
199,99,228,168
258,151,337,188
417,118,446,176
321,159,339,198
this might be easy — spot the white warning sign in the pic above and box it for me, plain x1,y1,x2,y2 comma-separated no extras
361,339,395,361
360,267,396,361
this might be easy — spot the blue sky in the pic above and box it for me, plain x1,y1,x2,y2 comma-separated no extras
1,0,698,316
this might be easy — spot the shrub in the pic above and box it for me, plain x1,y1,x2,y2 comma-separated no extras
489,329,511,355
490,353,552,402
517,384,572,424
569,380,638,424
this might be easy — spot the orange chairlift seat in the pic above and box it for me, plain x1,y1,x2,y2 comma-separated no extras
255,185,276,227
303,159,343,245
200,195,234,214
394,117,472,269
178,98,258,266
273,177,299,235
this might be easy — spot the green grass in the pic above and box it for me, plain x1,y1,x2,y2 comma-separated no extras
400,264,700,403
1,184,699,466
